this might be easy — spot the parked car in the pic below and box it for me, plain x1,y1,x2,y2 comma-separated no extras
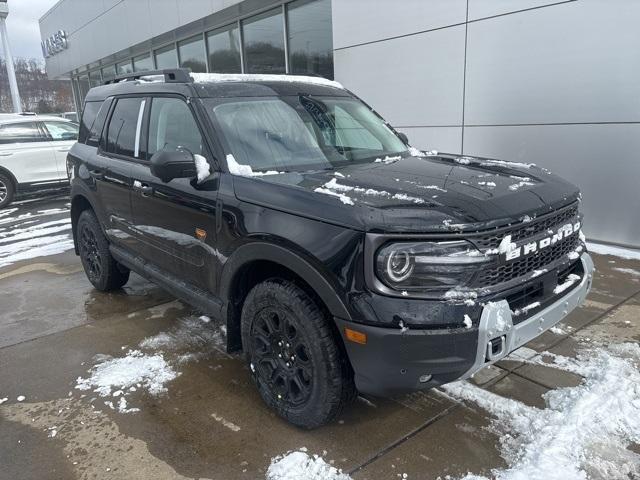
68,69,593,428
0,114,78,208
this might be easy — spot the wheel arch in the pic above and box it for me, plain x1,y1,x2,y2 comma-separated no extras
0,166,18,190
70,194,97,254
221,242,353,352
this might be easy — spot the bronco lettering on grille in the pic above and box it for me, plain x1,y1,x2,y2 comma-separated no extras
505,221,581,262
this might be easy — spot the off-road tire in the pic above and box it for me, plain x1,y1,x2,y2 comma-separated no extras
0,173,15,209
77,209,130,291
241,279,356,429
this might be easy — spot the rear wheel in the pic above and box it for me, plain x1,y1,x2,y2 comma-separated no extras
0,174,15,209
77,209,130,291
241,279,355,429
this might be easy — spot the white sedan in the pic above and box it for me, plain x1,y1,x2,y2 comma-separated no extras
0,114,78,208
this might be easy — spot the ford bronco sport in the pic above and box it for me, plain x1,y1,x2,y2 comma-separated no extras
69,69,593,428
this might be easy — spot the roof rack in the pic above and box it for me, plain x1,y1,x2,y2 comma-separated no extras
104,68,192,85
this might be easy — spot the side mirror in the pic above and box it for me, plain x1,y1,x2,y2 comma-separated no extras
396,131,409,145
150,149,197,183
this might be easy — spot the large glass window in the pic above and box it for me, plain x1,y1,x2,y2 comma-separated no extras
178,35,207,73
77,75,90,101
101,65,117,82
147,97,204,157
206,96,407,172
155,45,177,69
88,70,102,88
106,97,145,158
133,54,153,72
0,122,44,144
242,8,285,74
287,0,333,79
207,24,241,73
116,60,133,75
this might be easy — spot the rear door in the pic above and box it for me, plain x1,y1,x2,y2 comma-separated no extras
129,95,219,293
0,121,58,184
40,120,79,180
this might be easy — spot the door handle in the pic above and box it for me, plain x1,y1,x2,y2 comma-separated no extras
133,180,153,196
89,169,104,180
58,147,71,152
0,152,13,156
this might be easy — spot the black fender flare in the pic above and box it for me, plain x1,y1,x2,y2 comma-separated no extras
70,185,104,253
220,241,352,321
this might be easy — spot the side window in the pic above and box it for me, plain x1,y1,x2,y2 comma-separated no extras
147,97,204,157
0,122,44,144
78,101,101,144
106,97,145,158
43,121,79,141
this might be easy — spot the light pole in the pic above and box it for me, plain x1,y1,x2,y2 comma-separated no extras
0,0,22,113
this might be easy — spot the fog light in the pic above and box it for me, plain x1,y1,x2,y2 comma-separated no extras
419,374,432,383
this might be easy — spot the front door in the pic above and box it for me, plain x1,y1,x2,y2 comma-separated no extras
129,96,218,293
40,120,80,181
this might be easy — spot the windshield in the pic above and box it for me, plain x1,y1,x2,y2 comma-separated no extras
205,95,408,172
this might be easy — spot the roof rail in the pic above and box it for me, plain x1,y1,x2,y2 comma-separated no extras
104,68,192,85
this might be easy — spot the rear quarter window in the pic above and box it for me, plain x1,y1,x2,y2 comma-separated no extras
78,101,102,144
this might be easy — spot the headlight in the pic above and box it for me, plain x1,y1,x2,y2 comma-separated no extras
376,241,489,292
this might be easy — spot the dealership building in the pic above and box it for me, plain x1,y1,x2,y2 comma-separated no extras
39,0,640,248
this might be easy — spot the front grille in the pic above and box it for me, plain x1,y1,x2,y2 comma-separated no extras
474,234,580,286
470,203,579,251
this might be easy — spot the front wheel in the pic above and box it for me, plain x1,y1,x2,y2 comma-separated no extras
241,279,356,429
77,210,130,291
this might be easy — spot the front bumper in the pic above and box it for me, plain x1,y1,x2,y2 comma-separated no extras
337,253,594,397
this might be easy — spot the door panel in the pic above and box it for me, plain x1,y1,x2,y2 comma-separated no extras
0,122,58,184
129,95,219,292
129,164,218,292
41,120,80,180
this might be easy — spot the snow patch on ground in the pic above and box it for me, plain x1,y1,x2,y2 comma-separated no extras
267,450,352,480
587,242,640,261
75,350,178,404
613,267,640,277
0,234,74,268
443,343,640,480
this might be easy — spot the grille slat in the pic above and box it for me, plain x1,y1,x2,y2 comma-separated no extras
468,203,581,287
470,204,579,252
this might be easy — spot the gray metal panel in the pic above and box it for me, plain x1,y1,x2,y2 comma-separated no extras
463,124,640,248
468,0,567,20
398,127,462,155
334,25,466,128
332,0,466,49
465,0,640,125
149,0,180,38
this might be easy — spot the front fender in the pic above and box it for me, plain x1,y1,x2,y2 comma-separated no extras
220,241,352,321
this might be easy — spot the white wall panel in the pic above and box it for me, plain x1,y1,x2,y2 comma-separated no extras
332,0,466,49
468,0,564,20
334,25,466,128
463,124,640,247
465,0,640,125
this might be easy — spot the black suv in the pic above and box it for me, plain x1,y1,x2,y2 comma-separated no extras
69,69,593,428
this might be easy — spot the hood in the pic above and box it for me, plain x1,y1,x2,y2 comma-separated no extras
232,153,580,233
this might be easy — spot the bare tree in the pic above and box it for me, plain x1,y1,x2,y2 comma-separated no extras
0,57,74,113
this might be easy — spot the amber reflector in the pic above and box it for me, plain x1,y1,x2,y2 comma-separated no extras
345,328,367,345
